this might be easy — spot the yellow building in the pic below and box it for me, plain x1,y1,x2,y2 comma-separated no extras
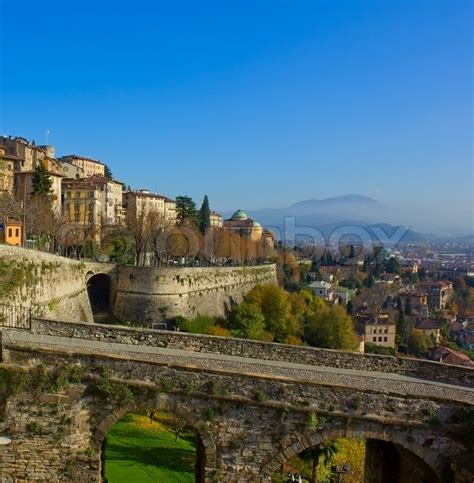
58,155,105,178
0,136,47,172
62,179,103,238
0,146,16,195
62,176,124,228
224,210,263,242
210,211,223,228
365,317,396,349
15,168,63,214
124,190,177,226
0,218,23,246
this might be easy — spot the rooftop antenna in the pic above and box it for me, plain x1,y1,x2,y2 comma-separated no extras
45,129,51,144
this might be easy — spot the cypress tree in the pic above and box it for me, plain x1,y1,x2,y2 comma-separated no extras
32,161,52,196
198,195,211,234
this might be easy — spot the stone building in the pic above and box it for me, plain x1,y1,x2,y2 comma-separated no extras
224,210,263,241
58,154,105,178
60,160,84,179
0,146,16,195
418,281,454,311
223,210,275,249
399,290,428,313
124,189,177,226
0,135,47,171
0,136,63,212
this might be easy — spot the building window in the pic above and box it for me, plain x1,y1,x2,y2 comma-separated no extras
15,229,19,237
384,337,387,342
378,337,382,342
8,228,12,237
373,337,376,342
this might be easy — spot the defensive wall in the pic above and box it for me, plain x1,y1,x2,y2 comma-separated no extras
0,245,277,325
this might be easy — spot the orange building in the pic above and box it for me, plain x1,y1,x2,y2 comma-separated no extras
0,218,23,246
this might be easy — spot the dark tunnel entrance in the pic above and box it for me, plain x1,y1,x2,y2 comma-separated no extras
87,274,111,316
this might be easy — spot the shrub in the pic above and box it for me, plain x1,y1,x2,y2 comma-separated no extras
204,326,231,337
181,315,215,334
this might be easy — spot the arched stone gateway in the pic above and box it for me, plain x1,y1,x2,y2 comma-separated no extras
260,421,456,482
92,394,217,482
87,273,111,314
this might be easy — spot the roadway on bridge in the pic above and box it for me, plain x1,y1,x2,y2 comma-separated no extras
3,329,474,404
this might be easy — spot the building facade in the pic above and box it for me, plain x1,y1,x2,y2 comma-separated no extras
124,190,177,226
210,211,224,228
0,218,23,246
365,315,396,349
62,176,124,228
418,281,453,311
58,155,105,178
224,210,264,242
0,146,16,195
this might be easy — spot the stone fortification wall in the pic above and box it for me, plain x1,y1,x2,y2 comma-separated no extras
112,264,277,323
0,245,93,323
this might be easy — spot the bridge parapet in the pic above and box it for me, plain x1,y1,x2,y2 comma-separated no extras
29,317,474,387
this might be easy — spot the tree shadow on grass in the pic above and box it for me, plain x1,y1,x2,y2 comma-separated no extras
107,442,196,473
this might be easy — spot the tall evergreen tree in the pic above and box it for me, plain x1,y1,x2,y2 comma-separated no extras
397,309,408,347
104,164,113,180
198,195,211,234
31,161,52,196
405,297,412,316
175,195,198,225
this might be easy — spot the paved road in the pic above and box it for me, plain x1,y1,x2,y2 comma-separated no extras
3,329,474,404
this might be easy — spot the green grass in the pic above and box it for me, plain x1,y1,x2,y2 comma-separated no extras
104,413,196,483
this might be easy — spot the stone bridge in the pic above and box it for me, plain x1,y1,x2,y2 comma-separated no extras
0,318,473,482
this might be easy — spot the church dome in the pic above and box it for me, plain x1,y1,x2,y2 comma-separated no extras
231,209,248,220
252,221,262,227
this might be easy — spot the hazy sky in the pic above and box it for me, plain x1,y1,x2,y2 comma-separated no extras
0,0,472,232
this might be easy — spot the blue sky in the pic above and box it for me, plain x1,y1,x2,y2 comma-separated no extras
0,0,472,232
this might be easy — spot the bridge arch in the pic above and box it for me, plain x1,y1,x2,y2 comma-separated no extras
261,420,448,481
92,393,217,482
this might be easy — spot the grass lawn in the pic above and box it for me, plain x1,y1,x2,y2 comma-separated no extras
104,413,196,483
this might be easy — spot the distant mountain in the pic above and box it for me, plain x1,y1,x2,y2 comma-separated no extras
224,195,435,243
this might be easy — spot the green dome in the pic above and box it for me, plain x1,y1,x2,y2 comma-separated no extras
252,221,262,227
231,209,248,220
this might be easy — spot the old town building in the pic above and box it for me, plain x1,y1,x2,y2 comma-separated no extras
0,146,16,195
58,155,105,178
124,189,177,226
62,176,124,227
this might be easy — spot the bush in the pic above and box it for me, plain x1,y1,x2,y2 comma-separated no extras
204,326,231,337
181,315,215,334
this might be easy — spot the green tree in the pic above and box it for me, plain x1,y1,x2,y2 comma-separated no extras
31,161,52,196
408,329,431,357
176,195,198,225
346,300,354,316
385,256,401,275
198,195,211,234
104,164,113,180
304,304,359,350
230,302,266,340
405,297,412,316
397,309,408,349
